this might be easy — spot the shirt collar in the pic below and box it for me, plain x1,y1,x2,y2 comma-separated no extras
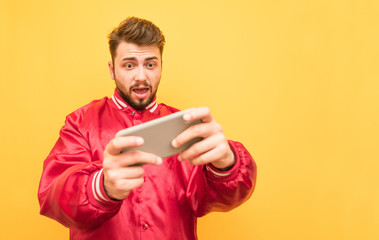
111,88,158,113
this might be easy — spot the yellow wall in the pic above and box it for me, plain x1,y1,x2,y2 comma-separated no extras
1,0,378,239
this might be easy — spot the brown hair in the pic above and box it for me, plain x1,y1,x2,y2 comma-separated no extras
108,17,166,61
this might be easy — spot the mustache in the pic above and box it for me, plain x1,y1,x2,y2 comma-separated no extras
129,82,151,90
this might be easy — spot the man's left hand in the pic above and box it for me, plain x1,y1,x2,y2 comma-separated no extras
172,107,235,170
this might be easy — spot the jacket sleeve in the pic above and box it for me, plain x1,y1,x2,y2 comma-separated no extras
38,113,122,229
186,140,257,217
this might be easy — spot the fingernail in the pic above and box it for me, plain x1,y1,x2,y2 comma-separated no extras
157,157,162,165
171,139,177,148
183,114,191,121
177,154,182,161
136,137,144,145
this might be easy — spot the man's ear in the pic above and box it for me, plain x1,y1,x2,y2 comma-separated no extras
108,61,115,80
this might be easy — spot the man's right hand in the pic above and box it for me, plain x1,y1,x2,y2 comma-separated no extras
102,136,162,200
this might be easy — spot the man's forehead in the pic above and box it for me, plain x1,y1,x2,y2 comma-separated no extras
115,41,161,60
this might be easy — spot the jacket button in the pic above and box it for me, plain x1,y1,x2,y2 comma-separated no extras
142,224,149,230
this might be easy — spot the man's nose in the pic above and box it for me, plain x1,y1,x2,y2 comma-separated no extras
135,66,147,81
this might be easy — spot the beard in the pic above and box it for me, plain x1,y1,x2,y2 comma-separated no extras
116,81,157,111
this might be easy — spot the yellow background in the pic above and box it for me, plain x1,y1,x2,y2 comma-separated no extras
0,0,378,239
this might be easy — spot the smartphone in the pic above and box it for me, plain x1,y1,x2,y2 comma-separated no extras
115,109,202,159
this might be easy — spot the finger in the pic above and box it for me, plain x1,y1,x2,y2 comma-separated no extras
172,121,222,148
117,178,145,192
172,123,207,148
178,134,223,161
107,166,145,180
118,150,162,167
183,107,213,123
187,143,228,166
109,178,145,200
106,136,144,156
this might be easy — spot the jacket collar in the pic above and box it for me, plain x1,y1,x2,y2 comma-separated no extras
111,89,158,113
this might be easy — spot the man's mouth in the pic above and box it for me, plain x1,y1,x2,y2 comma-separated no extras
132,87,150,100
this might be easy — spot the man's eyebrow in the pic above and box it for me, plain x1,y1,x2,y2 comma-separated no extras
121,57,137,61
121,56,159,61
145,56,159,61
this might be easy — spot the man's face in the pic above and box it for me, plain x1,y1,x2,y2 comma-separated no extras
108,41,162,110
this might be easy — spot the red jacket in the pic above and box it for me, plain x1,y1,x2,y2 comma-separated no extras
38,89,257,240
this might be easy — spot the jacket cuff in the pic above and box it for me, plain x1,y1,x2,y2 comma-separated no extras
87,169,122,209
205,140,241,182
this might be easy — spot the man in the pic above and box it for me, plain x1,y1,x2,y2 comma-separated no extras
38,17,257,240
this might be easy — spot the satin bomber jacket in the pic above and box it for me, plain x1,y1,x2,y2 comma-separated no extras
38,89,257,240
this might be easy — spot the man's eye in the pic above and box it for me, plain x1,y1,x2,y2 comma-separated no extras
125,63,134,68
147,62,156,68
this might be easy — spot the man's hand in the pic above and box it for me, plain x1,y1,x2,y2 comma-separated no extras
171,107,235,170
103,136,162,200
